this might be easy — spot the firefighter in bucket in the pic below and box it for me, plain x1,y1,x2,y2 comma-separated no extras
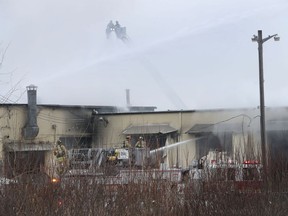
54,140,68,175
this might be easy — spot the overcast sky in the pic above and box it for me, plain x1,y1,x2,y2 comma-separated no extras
1,0,288,111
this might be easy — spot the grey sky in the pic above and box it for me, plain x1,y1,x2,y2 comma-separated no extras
1,0,288,110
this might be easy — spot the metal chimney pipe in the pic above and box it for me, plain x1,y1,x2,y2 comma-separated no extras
23,84,39,139
126,89,131,107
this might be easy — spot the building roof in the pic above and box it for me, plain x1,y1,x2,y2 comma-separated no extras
4,143,54,152
122,124,177,135
266,120,288,131
186,123,247,134
186,124,214,134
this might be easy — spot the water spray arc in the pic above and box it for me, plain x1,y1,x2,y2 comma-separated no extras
150,137,202,154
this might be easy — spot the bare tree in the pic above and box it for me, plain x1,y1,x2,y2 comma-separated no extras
0,42,9,68
0,42,26,104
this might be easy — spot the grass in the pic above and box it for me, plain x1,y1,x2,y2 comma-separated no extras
1,166,288,216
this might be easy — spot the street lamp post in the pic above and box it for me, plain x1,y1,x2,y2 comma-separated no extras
252,30,279,185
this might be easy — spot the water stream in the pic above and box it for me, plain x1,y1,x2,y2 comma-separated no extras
150,137,203,154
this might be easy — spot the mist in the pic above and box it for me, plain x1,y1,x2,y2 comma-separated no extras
1,0,288,110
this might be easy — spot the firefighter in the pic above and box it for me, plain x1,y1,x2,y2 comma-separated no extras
114,21,120,29
106,149,118,163
114,21,127,40
135,136,146,148
106,20,115,39
54,140,68,175
122,135,131,148
54,140,67,158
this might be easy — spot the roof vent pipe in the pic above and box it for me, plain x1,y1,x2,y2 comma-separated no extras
126,89,131,107
23,84,39,139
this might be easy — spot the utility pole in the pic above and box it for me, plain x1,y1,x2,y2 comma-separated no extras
252,30,279,187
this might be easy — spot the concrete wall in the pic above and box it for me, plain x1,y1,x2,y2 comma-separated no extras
0,105,27,143
36,106,94,144
94,112,181,147
94,108,261,147
2,103,288,173
0,105,95,145
0,104,95,177
93,108,263,168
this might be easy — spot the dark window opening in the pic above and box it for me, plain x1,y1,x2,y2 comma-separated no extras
6,151,45,178
227,168,236,181
130,134,167,150
210,168,226,181
267,131,288,171
196,132,233,159
60,136,92,149
243,168,260,181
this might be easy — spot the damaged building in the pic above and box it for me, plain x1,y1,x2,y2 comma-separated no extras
0,85,155,179
1,85,288,179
